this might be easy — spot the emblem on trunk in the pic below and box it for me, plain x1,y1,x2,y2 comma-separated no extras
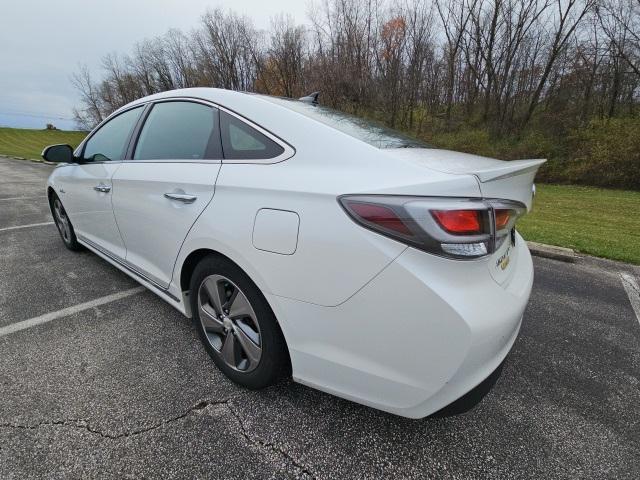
496,246,511,271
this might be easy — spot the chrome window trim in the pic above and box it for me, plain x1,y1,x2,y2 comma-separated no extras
75,96,295,165
123,159,223,164
65,159,223,166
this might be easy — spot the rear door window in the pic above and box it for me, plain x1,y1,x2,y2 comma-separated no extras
134,101,222,160
220,111,284,160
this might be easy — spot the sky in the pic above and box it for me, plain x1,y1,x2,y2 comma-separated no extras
0,0,308,130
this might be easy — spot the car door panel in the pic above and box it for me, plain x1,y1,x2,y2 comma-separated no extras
58,105,145,259
108,100,223,288
111,162,221,287
55,163,126,259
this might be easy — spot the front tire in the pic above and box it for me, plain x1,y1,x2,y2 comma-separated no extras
190,255,290,389
50,194,82,251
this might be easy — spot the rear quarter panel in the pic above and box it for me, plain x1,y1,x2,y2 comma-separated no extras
170,111,483,308
172,160,407,307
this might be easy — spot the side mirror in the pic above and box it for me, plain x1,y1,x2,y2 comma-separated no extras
42,144,74,163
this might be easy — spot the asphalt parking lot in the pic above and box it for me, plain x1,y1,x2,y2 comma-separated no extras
1,156,639,479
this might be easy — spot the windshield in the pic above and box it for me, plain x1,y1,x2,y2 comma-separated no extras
258,95,431,149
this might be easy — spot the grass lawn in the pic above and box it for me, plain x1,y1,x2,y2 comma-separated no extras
0,127,86,160
519,184,640,265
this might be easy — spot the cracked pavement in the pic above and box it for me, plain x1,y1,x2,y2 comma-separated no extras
1,398,313,479
1,157,639,479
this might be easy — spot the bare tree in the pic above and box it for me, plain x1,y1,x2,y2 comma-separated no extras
264,15,306,97
598,0,640,78
196,9,260,90
71,65,104,130
435,0,477,124
72,0,639,139
521,0,596,127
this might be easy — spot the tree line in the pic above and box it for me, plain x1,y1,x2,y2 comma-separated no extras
72,0,640,188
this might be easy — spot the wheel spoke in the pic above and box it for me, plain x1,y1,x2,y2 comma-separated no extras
54,202,64,222
221,332,237,366
53,202,71,241
203,277,225,315
224,288,238,311
228,291,253,320
197,274,262,373
234,325,261,368
61,218,70,239
199,303,224,333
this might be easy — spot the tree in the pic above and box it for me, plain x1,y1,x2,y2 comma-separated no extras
71,0,639,137
71,65,104,130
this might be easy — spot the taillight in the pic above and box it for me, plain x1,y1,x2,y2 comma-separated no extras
431,210,482,235
339,195,526,259
348,203,413,236
495,209,511,230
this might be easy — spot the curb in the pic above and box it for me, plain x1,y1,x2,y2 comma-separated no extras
527,241,577,263
0,154,55,165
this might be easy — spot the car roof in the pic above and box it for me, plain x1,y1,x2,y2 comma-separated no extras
120,87,248,110
109,88,405,168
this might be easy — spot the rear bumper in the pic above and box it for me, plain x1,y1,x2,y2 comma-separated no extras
269,233,533,418
432,357,507,417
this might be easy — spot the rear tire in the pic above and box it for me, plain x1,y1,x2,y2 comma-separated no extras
50,194,82,251
190,255,290,389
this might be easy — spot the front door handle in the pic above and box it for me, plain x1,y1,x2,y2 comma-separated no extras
164,192,197,204
93,183,111,193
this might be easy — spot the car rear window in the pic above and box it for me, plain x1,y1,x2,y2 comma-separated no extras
258,95,431,149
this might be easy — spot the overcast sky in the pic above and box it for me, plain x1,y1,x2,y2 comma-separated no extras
0,0,308,129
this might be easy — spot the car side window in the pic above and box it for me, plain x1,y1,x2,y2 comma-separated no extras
133,101,222,160
220,111,284,160
82,106,143,162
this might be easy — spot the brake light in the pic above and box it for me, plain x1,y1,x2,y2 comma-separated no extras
345,202,413,236
339,195,527,260
431,210,481,235
495,209,511,230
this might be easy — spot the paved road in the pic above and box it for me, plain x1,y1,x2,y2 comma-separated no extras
1,156,639,479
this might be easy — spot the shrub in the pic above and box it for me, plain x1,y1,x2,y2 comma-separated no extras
557,118,640,190
421,119,639,191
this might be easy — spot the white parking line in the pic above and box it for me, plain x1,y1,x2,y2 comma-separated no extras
0,221,54,232
0,196,45,201
620,272,640,327
0,287,145,338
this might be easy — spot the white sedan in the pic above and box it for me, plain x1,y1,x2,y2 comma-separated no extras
44,88,543,418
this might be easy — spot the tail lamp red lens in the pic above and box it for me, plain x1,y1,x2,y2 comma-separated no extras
339,195,526,260
431,210,482,235
347,202,413,236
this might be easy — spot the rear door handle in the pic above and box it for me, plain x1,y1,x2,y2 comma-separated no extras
164,193,197,204
93,183,111,193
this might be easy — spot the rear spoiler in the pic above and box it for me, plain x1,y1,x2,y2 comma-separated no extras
472,159,546,183
473,159,546,211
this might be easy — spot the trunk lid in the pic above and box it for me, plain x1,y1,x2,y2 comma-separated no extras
387,149,545,210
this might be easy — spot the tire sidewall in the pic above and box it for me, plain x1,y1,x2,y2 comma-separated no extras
190,255,288,389
50,194,81,251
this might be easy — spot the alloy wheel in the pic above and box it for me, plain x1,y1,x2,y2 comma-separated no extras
197,274,262,373
53,198,72,243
